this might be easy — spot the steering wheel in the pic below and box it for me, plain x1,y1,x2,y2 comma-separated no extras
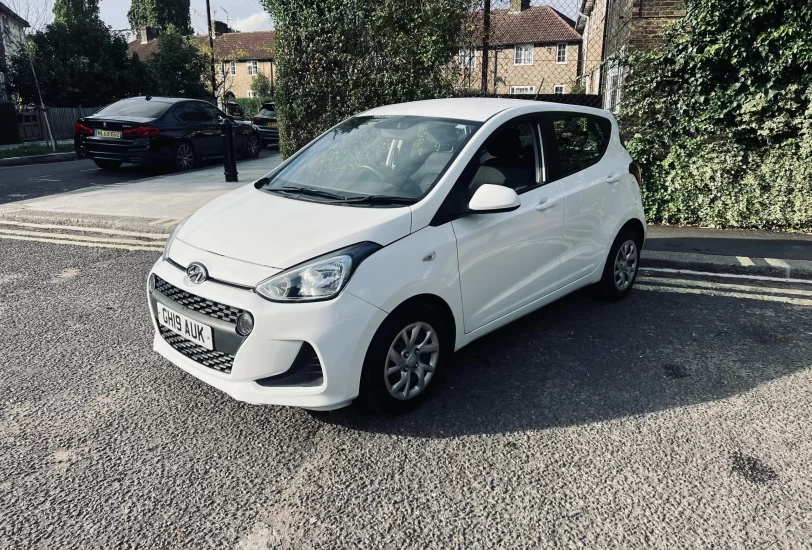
358,164,389,181
358,164,424,198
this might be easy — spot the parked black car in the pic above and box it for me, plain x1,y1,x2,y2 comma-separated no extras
223,102,245,119
251,102,279,147
74,97,262,171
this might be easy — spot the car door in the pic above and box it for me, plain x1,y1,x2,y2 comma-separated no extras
449,116,568,333
197,102,228,157
540,112,624,288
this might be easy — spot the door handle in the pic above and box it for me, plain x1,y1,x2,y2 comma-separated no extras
606,173,622,184
535,198,558,212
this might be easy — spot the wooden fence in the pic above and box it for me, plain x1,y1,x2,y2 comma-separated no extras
18,106,101,142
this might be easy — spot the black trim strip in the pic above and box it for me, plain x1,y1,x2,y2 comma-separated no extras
167,257,255,291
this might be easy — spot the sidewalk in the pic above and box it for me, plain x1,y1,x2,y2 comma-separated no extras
0,139,73,151
0,153,282,233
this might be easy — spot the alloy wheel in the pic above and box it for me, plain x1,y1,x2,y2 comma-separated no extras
176,144,194,171
384,322,439,400
248,135,260,157
614,239,638,291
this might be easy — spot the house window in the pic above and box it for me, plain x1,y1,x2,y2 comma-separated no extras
458,48,476,69
230,61,236,76
247,90,257,98
554,85,565,95
556,44,567,64
247,61,258,76
514,44,533,66
509,86,536,95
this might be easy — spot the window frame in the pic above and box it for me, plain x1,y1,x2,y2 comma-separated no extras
540,111,613,183
230,61,236,76
247,90,257,98
556,43,568,64
553,85,565,95
458,47,476,69
509,86,536,95
247,60,259,76
514,44,534,66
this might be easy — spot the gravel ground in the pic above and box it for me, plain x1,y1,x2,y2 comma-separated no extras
1,240,810,549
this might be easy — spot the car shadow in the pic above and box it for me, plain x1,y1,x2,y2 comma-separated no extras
313,285,812,437
646,236,812,261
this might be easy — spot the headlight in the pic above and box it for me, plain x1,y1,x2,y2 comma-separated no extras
255,242,381,302
163,217,189,261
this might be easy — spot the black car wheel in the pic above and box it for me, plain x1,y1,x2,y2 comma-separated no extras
247,135,261,158
93,159,122,171
174,142,195,171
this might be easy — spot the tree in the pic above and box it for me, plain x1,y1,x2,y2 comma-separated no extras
145,25,208,98
53,0,100,23
261,0,469,156
250,73,272,99
128,0,192,36
8,18,154,107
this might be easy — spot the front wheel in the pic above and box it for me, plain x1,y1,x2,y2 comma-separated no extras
93,159,122,171
360,302,450,415
596,228,642,301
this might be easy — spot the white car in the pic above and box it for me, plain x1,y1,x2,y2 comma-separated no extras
147,98,645,414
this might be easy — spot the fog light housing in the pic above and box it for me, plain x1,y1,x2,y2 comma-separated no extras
236,312,254,336
148,273,156,292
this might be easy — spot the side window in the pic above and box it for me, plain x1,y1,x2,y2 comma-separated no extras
548,114,610,177
175,102,203,123
466,120,539,197
201,103,224,121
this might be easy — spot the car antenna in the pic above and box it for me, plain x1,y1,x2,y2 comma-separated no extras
145,95,152,101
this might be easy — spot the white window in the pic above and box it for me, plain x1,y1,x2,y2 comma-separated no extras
247,61,258,76
458,48,476,69
509,86,536,95
514,44,533,66
556,43,568,64
247,90,257,98
230,61,236,76
554,85,565,95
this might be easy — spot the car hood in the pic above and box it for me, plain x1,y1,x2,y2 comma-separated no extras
176,186,413,270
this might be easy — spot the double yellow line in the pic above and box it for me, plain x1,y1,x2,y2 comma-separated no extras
0,221,167,252
637,276,812,306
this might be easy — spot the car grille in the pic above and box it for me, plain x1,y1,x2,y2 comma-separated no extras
154,276,244,324
159,325,234,374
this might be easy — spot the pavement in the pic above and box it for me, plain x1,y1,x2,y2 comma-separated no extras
1,238,810,548
0,139,73,151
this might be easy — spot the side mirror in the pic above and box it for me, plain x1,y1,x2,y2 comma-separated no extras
468,184,520,213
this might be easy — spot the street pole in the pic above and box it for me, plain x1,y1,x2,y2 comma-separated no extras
205,0,217,103
480,0,490,97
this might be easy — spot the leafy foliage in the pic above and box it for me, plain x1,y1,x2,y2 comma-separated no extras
250,73,273,100
145,25,209,98
53,0,100,23
261,0,469,156
128,0,192,36
8,18,153,107
620,0,812,230
233,97,264,119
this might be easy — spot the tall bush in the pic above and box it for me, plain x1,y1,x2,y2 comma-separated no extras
621,0,812,230
261,0,469,157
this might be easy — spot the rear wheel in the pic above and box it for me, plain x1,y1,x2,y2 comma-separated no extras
174,142,195,172
596,228,642,301
93,159,122,171
246,135,261,158
360,302,450,415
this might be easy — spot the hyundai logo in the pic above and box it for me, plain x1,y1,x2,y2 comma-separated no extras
103,122,107,128
186,262,208,284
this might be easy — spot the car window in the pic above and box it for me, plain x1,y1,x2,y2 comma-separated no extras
261,115,481,201
466,121,539,196
174,102,203,122
96,99,171,118
199,103,224,122
258,104,276,117
549,114,610,177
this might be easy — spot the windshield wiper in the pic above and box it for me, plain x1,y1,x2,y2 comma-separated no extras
271,186,349,201
337,195,417,205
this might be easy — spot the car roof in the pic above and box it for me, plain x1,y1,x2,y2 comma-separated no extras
119,96,197,104
363,98,610,122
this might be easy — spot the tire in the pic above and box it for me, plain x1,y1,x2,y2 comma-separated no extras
245,134,261,158
93,159,122,171
360,302,450,415
596,227,642,301
174,141,195,172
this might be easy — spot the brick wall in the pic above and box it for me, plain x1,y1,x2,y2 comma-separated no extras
628,0,686,51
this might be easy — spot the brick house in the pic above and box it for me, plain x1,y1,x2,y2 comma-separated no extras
128,29,276,102
577,0,686,110
458,0,582,95
0,0,29,102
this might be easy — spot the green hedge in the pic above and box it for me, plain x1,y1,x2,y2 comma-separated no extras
232,97,266,119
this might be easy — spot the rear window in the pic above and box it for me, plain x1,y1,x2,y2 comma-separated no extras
549,114,611,178
96,99,172,118
258,104,275,117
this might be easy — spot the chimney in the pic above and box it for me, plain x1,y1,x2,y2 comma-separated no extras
510,0,530,12
140,26,159,44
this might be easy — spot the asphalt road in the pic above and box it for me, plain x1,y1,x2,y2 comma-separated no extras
0,149,279,205
1,239,811,548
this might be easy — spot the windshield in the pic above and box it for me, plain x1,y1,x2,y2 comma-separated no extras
261,115,481,204
96,99,172,118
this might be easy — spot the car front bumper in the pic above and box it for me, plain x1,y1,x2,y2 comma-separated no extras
147,258,387,410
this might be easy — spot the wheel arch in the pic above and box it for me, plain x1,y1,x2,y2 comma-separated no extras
386,293,458,353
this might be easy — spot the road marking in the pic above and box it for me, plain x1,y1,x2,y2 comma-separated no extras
149,218,171,226
765,258,790,268
0,234,162,252
0,228,166,247
736,256,754,267
159,218,180,227
0,220,168,239
637,284,812,307
637,276,812,297
641,267,812,285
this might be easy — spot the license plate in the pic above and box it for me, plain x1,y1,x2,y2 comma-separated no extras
157,303,213,350
95,129,122,138
267,121,277,127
